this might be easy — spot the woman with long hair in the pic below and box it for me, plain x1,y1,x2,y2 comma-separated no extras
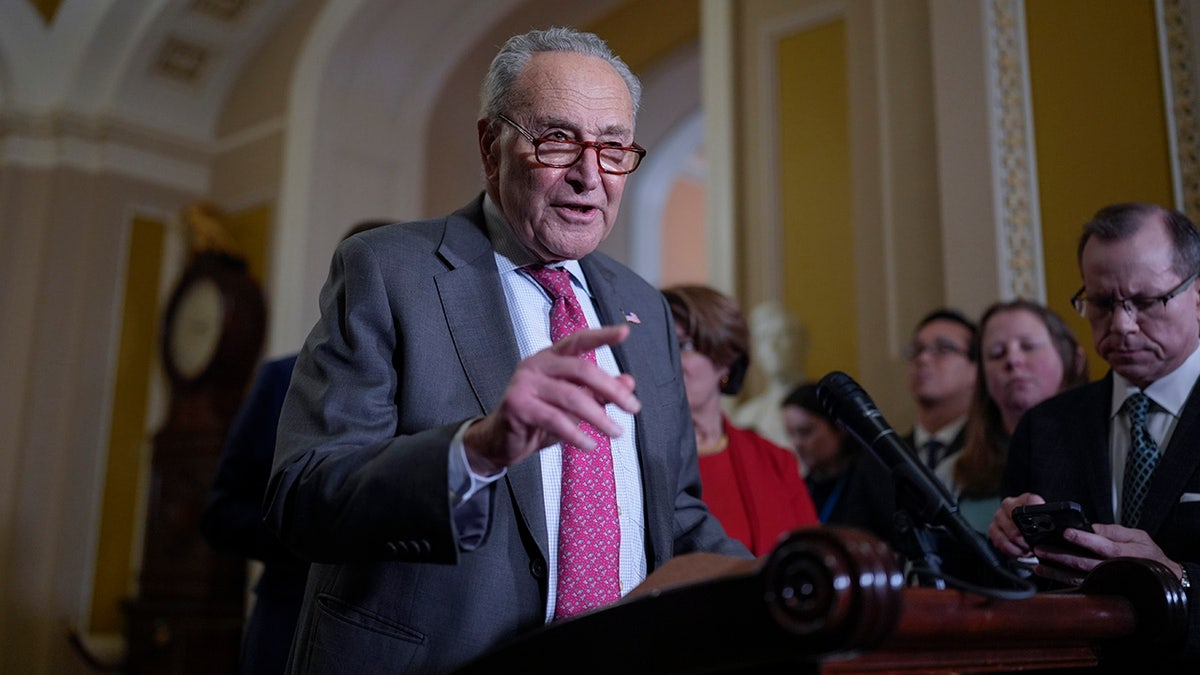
938,299,1088,531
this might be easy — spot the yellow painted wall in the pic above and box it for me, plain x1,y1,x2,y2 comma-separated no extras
92,217,164,631
227,203,274,286
587,0,699,72
92,204,271,631
1026,0,1172,379
777,19,856,380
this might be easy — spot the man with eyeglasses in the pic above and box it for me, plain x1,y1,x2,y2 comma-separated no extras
989,202,1200,665
902,309,979,473
265,28,747,674
846,310,977,555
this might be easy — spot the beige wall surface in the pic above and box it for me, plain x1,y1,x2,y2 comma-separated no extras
1,161,197,671
730,0,945,425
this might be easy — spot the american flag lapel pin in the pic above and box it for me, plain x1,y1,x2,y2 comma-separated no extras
623,310,641,325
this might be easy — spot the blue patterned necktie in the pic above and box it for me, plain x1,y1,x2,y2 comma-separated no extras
1121,392,1159,527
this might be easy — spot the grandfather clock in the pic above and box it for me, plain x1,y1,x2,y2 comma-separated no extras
123,243,266,673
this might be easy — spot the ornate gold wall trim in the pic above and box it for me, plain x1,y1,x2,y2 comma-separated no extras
988,0,1044,301
1158,0,1200,220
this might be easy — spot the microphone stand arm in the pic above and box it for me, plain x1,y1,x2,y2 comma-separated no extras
888,464,951,589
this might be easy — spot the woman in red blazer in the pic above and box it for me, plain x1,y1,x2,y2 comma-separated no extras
664,285,819,556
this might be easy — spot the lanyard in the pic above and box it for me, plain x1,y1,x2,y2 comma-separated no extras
817,471,850,523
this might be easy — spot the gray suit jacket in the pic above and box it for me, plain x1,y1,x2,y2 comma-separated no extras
264,196,745,673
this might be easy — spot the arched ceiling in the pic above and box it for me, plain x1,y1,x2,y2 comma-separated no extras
1,0,299,142
0,0,704,350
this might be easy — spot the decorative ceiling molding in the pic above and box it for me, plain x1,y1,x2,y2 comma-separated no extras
154,35,211,84
0,109,212,193
987,0,1044,301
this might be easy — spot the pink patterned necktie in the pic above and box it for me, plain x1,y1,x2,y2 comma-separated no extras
523,265,621,619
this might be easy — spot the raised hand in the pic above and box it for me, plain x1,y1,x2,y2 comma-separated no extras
463,324,640,475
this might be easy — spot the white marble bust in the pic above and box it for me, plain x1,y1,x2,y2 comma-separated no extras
731,301,807,449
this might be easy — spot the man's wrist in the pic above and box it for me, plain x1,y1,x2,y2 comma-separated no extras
449,418,504,505
462,418,503,476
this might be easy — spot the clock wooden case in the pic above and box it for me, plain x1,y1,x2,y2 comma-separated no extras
125,250,266,674
161,251,268,408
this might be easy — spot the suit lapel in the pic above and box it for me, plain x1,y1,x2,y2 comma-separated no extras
580,256,675,563
580,255,662,399
1139,377,1200,535
1081,377,1116,523
434,207,519,415
434,199,547,555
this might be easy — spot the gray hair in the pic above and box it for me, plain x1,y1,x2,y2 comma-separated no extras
479,27,642,121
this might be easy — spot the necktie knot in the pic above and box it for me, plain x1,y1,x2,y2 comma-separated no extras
1126,391,1151,422
524,265,574,301
525,265,590,345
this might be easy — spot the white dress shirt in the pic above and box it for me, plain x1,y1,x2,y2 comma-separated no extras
1108,343,1200,517
448,194,647,622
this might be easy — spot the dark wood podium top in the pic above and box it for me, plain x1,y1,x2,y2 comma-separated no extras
455,527,1188,674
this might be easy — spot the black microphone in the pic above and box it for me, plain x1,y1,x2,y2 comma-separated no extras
816,371,1004,575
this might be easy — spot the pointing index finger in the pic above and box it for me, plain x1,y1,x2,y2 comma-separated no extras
553,324,631,355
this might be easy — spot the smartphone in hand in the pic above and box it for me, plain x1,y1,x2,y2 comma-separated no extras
1011,501,1095,555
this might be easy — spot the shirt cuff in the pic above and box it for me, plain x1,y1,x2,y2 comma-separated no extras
448,417,506,505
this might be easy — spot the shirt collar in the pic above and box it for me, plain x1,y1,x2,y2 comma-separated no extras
913,415,967,447
1110,343,1200,418
482,193,589,294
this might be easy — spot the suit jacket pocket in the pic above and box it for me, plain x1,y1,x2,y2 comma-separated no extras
303,593,425,673
1159,500,1200,563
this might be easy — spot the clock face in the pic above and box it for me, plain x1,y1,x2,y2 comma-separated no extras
168,278,225,381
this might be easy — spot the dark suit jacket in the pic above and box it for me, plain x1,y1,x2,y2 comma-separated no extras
201,354,307,675
1003,373,1200,661
810,450,896,544
263,196,745,674
849,426,967,549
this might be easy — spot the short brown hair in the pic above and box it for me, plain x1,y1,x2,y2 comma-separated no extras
662,285,750,395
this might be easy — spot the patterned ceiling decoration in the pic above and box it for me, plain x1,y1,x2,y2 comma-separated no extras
154,35,210,84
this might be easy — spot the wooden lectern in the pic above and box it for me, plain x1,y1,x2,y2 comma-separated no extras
455,527,1188,674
